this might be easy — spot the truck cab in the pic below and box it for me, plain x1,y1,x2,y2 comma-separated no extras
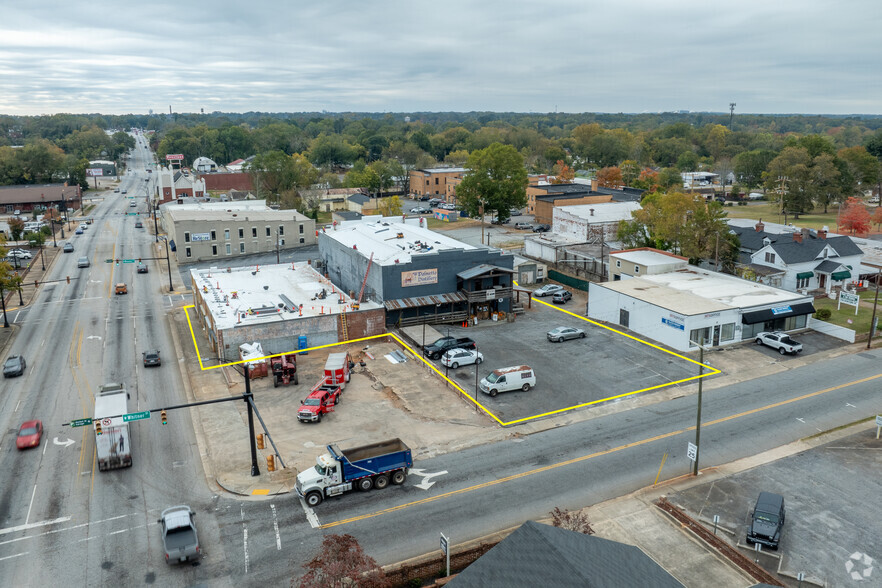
297,386,340,423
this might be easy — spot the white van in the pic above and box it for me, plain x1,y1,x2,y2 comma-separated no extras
479,365,536,397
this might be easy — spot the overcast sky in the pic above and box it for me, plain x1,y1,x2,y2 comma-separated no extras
2,1,881,116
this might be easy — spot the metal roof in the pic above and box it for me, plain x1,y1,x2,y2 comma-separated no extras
456,264,515,280
383,291,467,310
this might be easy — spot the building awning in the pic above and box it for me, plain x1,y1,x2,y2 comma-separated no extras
741,302,816,324
384,291,468,311
796,271,814,280
831,270,851,281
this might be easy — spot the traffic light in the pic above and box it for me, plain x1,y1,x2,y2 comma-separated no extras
267,454,275,472
34,280,38,288
115,259,119,266
160,410,167,425
256,434,264,449
66,276,70,284
138,258,141,263
95,422,103,435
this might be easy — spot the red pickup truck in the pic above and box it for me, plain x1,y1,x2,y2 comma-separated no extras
297,382,342,423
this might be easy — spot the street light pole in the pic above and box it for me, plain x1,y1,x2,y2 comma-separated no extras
244,365,260,476
162,237,174,292
39,243,45,271
153,201,159,243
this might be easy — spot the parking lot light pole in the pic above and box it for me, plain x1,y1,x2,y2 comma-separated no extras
153,201,159,243
867,272,880,350
0,285,9,327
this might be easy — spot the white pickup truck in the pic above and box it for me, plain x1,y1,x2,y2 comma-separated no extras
755,331,803,355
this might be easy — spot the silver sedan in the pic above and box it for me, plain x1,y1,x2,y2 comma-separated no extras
546,326,586,342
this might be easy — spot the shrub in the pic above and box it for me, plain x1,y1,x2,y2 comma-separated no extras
814,308,832,320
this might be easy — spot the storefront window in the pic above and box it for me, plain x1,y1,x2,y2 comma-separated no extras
720,323,735,342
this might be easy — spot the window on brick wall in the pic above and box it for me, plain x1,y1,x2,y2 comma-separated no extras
238,228,244,238
266,226,271,237
211,245,217,255
185,247,191,258
252,227,257,238
210,230,216,241
184,232,190,243
239,242,245,253
278,225,284,236
224,229,230,241
299,224,304,234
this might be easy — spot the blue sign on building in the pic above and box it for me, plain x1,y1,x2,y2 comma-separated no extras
771,305,793,315
662,317,685,331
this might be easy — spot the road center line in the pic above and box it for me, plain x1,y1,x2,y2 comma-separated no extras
0,516,72,537
321,371,882,529
271,504,281,550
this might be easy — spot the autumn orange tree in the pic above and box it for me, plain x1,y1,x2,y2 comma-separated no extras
596,166,622,188
551,160,575,184
837,196,871,235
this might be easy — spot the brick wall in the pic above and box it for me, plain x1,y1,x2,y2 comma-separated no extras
200,172,254,192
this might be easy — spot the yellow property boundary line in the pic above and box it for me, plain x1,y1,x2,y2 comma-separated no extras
182,294,717,427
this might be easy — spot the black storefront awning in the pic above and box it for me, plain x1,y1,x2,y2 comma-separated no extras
741,301,816,324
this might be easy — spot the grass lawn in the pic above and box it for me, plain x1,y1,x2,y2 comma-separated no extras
722,201,844,231
812,296,882,338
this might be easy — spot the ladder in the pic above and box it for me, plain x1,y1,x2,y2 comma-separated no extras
351,252,374,310
341,310,349,341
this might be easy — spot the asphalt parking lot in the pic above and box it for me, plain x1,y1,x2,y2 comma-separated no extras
666,427,882,586
423,293,699,425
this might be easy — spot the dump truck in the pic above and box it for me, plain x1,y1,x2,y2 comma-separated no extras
295,439,412,506
94,383,132,471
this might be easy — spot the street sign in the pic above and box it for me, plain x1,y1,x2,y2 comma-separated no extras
687,442,698,461
876,415,882,426
70,418,93,427
123,411,151,422
123,259,135,263
440,533,448,555
105,259,114,263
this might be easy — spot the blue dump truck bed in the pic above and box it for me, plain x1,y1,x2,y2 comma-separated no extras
329,438,413,481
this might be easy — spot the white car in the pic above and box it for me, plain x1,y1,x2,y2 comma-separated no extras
532,284,564,297
755,331,803,355
8,249,32,259
441,348,484,369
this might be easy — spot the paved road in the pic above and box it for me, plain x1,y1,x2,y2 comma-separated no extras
0,137,228,586
207,346,882,584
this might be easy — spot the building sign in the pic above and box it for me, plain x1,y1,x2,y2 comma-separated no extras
166,153,185,161
771,305,793,315
401,269,438,287
86,168,104,176
191,233,211,242
662,317,685,331
704,312,721,318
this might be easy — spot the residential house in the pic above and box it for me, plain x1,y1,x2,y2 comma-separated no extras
731,221,863,294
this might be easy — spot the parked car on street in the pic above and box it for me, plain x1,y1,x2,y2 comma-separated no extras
16,420,43,450
158,506,201,564
441,348,484,369
532,224,551,233
546,326,586,342
552,290,572,304
514,222,533,230
3,355,26,377
533,284,564,297
8,249,32,259
755,331,803,355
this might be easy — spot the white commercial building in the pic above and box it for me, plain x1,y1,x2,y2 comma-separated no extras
589,250,815,352
190,262,384,360
553,202,642,242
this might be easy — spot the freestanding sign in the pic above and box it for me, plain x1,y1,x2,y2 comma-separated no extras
86,168,104,176
687,442,698,461
440,532,450,577
838,291,860,315
165,154,184,161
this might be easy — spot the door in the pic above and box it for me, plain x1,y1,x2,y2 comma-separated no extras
712,325,721,346
619,309,630,328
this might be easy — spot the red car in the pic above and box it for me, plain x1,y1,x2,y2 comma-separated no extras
16,420,43,450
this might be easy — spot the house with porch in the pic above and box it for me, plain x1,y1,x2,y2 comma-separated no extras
730,221,863,294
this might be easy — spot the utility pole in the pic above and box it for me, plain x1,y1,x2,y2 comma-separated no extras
244,365,260,476
868,273,881,349
692,334,705,476
729,102,736,128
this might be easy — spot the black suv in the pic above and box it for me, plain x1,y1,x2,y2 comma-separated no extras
746,492,785,549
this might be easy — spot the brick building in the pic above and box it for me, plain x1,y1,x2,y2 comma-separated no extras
409,167,468,199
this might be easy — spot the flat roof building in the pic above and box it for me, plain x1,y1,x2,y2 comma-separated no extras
319,216,516,325
161,200,316,264
190,262,384,361
589,253,814,352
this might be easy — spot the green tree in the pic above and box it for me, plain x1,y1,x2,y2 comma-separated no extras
734,149,776,190
378,195,403,216
456,143,528,222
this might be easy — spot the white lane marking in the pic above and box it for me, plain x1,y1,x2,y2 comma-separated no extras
242,526,249,574
53,438,75,448
846,402,856,408
15,400,21,413
299,497,321,529
42,441,47,456
410,468,449,490
270,504,281,551
796,417,805,423
0,552,28,562
25,486,37,525
86,336,102,341
13,311,21,323
0,516,72,537
109,528,128,536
